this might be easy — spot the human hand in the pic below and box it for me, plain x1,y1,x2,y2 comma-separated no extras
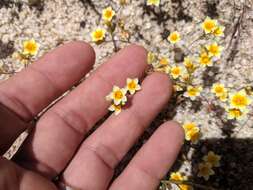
0,42,183,190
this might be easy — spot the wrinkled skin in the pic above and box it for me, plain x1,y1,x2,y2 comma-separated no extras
0,42,183,190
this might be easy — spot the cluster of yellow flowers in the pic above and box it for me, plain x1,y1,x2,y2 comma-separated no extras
146,0,160,6
91,6,116,43
211,83,252,120
169,172,192,190
183,122,200,143
12,39,39,65
106,78,141,115
197,151,221,181
201,17,225,37
147,18,226,102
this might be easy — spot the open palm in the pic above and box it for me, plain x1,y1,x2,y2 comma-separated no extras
0,42,183,190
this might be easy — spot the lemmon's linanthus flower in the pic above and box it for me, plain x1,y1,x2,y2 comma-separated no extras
218,91,228,102
211,83,227,97
197,162,215,181
203,151,221,167
102,7,115,22
201,17,218,34
91,28,106,43
106,86,127,105
184,86,203,101
199,52,212,67
147,0,160,6
159,57,169,66
170,66,182,79
229,90,252,110
108,104,122,115
181,73,190,83
226,107,248,120
167,31,181,44
183,122,200,143
206,42,223,57
183,57,196,71
126,78,141,95
213,25,225,37
147,51,157,65
23,39,39,56
170,172,192,190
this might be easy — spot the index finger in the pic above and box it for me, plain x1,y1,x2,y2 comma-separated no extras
0,41,95,154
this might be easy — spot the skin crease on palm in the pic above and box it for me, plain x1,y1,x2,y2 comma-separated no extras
0,42,184,190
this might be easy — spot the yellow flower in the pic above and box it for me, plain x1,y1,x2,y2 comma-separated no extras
229,90,252,110
211,83,227,97
108,104,122,115
206,42,223,57
167,31,181,44
226,107,248,120
199,52,212,67
159,57,169,66
147,0,160,6
170,172,192,190
183,122,196,131
170,66,182,79
106,86,127,105
201,17,218,34
170,172,184,181
184,86,202,100
213,25,225,37
183,57,196,71
218,91,228,102
91,28,106,42
183,122,200,143
126,78,141,95
203,151,221,167
181,73,190,82
197,162,215,181
23,39,39,56
147,51,157,65
102,7,115,22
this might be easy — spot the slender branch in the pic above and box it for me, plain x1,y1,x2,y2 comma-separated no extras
110,31,119,52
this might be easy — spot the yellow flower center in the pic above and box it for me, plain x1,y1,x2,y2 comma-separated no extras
128,81,136,90
160,58,168,65
172,67,180,75
114,90,123,100
232,95,247,106
170,34,178,41
25,43,36,52
204,21,215,31
201,56,210,64
209,45,218,54
188,88,198,96
229,108,242,117
214,86,224,93
105,10,112,18
95,31,103,39
213,27,223,36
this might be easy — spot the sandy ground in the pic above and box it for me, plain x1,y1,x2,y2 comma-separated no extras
1,0,253,189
